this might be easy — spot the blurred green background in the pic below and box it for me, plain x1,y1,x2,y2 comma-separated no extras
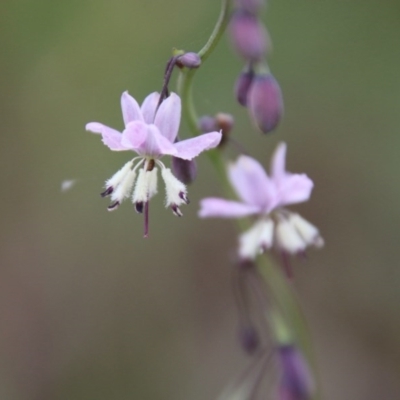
1,0,400,399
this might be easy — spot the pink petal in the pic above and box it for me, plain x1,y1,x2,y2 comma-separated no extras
136,124,178,157
198,198,261,218
276,174,314,206
154,93,181,143
141,92,160,124
86,122,126,151
173,131,222,160
120,121,148,151
269,142,314,206
270,142,287,181
121,91,143,126
228,155,277,210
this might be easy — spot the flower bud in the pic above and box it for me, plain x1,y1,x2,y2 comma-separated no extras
171,157,197,185
229,10,270,62
215,112,234,147
198,115,218,133
234,67,254,106
176,52,201,69
248,72,283,133
277,345,314,400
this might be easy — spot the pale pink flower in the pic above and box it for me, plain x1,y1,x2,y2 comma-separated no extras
199,143,323,260
86,91,222,236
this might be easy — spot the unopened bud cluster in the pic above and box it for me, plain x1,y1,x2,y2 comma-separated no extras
229,0,284,134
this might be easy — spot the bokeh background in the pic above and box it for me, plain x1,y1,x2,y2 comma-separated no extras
1,0,400,399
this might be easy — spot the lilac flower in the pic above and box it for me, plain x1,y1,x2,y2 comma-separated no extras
86,91,221,235
199,143,323,260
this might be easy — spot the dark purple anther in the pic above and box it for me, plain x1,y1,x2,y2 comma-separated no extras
176,52,201,69
235,66,254,106
107,201,120,211
179,191,190,204
171,157,197,185
239,324,260,354
135,202,144,214
229,10,270,62
101,186,113,197
248,72,283,134
171,204,183,217
277,345,314,400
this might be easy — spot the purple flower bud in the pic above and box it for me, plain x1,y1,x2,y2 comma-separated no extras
198,115,218,133
229,10,271,62
176,52,201,69
234,67,255,106
235,0,265,13
171,157,197,185
248,72,283,133
277,345,314,400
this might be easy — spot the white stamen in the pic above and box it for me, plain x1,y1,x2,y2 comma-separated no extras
147,168,158,200
258,218,274,250
239,219,273,260
161,168,187,208
105,160,134,189
289,213,324,248
275,218,306,254
111,169,137,202
132,168,158,204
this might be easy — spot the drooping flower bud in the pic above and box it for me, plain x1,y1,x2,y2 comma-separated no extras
229,10,271,62
176,52,201,69
171,156,197,185
248,71,283,133
234,66,255,106
277,345,314,400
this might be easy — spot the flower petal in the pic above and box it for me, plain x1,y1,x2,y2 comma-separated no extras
276,173,314,206
173,131,222,160
141,92,160,124
121,91,143,126
228,155,277,210
86,122,126,151
198,198,261,218
270,142,314,206
270,142,287,181
121,121,148,151
134,124,178,157
154,93,181,142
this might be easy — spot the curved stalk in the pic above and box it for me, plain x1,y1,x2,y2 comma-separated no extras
177,1,319,398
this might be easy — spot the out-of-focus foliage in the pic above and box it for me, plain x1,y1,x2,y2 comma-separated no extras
1,1,400,399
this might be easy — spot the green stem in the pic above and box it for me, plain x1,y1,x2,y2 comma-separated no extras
177,1,319,398
177,0,232,137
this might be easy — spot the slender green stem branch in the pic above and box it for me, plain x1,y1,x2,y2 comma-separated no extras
177,1,319,398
